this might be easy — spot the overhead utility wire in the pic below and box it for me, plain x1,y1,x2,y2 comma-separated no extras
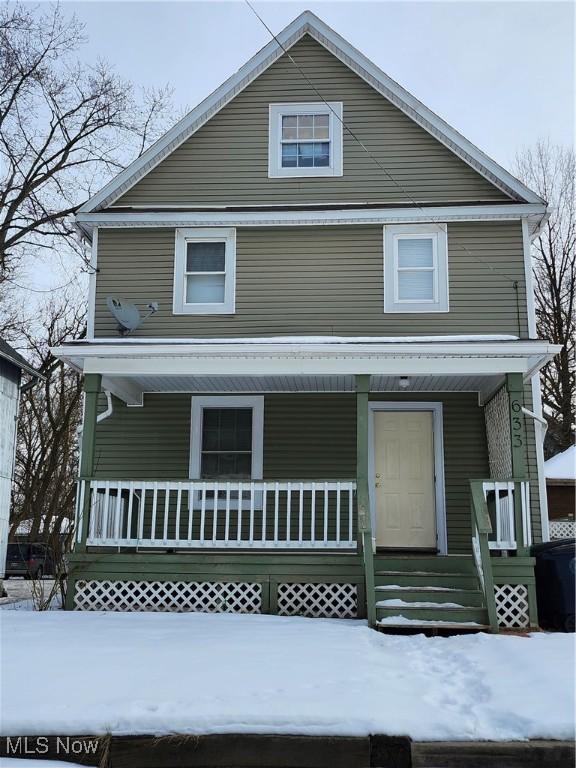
244,0,524,303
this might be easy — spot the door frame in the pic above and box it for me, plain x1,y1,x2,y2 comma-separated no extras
368,401,447,554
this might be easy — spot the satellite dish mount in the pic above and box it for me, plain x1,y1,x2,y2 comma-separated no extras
106,297,159,336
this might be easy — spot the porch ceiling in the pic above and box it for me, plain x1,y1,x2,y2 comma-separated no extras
51,336,561,406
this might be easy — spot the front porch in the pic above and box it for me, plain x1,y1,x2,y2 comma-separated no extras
53,336,558,629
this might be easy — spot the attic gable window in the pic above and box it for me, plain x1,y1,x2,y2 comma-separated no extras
383,224,449,313
173,228,236,315
268,102,343,178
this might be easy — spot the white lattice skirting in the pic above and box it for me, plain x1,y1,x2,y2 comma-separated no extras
74,580,262,613
494,584,529,628
277,583,358,618
549,520,576,539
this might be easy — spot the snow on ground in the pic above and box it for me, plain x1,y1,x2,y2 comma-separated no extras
0,579,60,611
0,612,574,741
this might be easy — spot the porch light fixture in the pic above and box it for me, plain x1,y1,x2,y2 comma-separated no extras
398,376,410,389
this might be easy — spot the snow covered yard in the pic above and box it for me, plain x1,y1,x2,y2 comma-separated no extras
0,612,574,742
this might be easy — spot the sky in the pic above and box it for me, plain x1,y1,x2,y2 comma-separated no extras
17,0,576,295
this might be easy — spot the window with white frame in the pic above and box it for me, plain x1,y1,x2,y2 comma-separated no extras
173,228,236,314
268,102,343,178
190,396,264,482
383,223,449,313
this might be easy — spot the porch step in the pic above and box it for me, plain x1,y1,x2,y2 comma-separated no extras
374,571,479,589
373,555,476,574
376,603,488,624
376,619,489,634
375,586,485,607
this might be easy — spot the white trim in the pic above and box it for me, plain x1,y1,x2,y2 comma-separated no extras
86,228,98,339
189,395,264,482
76,12,542,214
531,375,550,542
173,228,236,315
268,102,343,178
76,204,547,236
384,223,449,313
368,401,447,554
522,218,537,338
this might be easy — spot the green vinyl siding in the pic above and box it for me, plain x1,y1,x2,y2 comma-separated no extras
93,391,490,554
113,36,508,207
94,221,528,338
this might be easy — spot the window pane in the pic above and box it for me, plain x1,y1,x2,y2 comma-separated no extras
281,115,297,140
202,409,252,451
297,114,314,139
298,142,315,167
398,270,434,301
313,142,330,167
186,274,225,304
186,241,226,272
313,114,329,139
201,452,251,480
397,238,434,269
281,143,298,167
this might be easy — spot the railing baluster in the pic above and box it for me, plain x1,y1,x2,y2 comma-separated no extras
200,482,206,544
286,481,291,543
225,482,231,542
237,481,243,543
151,482,158,542
323,481,329,544
102,481,110,543
336,481,341,544
311,483,316,545
212,481,219,543
262,485,267,544
163,487,170,543
188,482,194,543
249,482,255,545
274,482,279,545
138,485,146,542
348,486,353,544
494,482,501,545
126,481,134,543
175,485,182,543
77,481,85,543
298,482,304,545
114,481,122,543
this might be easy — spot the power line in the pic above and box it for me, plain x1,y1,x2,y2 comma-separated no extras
243,0,524,299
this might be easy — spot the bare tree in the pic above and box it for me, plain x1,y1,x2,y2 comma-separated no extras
9,298,85,548
516,141,575,455
0,2,172,278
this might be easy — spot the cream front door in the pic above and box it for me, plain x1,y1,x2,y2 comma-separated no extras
373,410,437,549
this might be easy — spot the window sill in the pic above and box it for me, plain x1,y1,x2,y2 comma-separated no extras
173,305,236,316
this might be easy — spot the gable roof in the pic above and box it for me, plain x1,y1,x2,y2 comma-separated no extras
78,11,543,215
0,338,41,378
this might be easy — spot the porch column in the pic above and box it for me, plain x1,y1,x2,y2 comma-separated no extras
506,373,528,555
355,374,376,626
78,373,102,551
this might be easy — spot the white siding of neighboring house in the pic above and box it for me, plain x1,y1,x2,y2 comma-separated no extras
0,360,20,579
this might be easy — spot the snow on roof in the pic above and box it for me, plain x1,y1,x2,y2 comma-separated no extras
545,446,576,481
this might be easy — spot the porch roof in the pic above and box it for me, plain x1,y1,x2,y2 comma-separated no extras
52,335,560,406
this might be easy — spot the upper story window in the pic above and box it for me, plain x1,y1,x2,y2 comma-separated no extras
173,228,236,314
268,102,343,178
383,224,449,313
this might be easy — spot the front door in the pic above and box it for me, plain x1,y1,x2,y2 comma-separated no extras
373,410,437,549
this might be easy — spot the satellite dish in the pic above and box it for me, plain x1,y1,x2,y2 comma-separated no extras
106,297,159,336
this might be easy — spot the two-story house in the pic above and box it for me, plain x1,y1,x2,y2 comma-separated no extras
53,12,560,632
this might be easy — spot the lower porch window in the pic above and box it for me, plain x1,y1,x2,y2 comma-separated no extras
190,396,264,507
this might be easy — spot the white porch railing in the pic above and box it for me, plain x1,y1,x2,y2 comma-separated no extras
481,480,531,550
76,479,357,550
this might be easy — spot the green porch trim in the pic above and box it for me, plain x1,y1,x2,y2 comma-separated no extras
356,374,376,627
77,373,101,553
506,373,530,558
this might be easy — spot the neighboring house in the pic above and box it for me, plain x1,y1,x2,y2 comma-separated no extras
0,339,41,593
546,446,576,539
53,12,560,631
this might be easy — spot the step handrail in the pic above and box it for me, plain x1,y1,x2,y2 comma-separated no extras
469,480,499,632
